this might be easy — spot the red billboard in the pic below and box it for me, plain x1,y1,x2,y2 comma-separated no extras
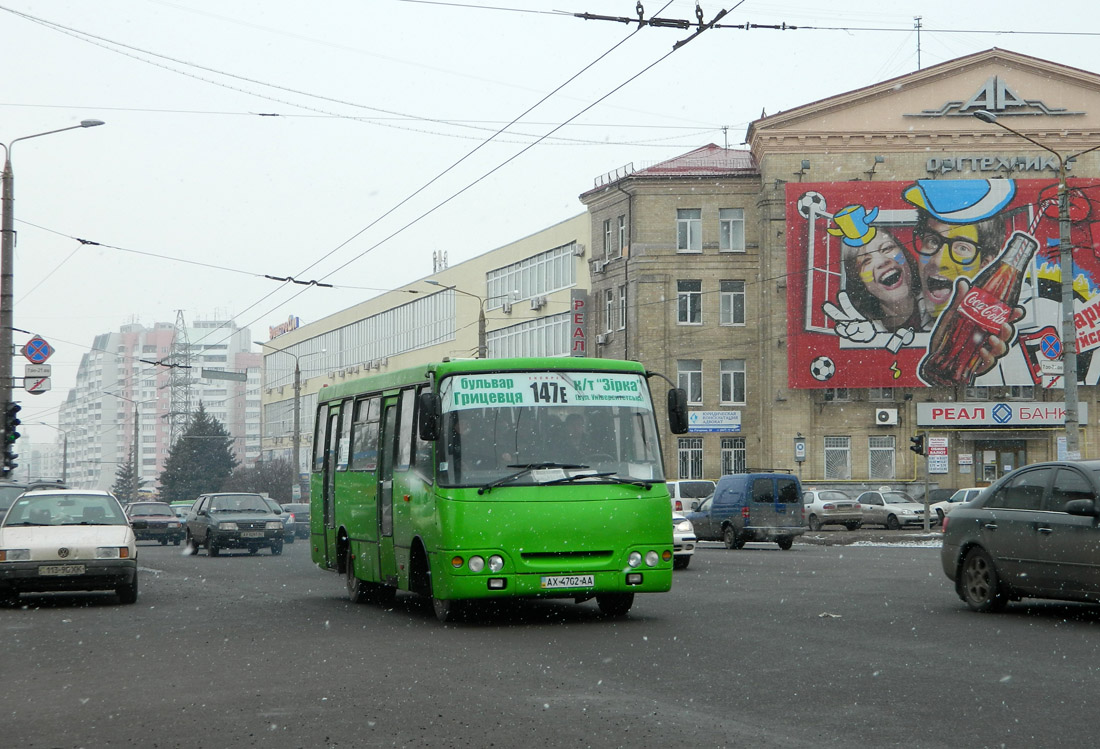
787,178,1100,389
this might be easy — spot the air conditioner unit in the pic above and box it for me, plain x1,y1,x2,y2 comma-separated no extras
530,296,546,311
875,408,899,426
590,259,605,274
596,333,609,345
502,301,513,314
573,242,586,257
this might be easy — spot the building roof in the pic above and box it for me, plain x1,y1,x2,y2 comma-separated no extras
581,144,757,198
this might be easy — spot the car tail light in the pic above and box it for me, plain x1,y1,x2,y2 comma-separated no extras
674,500,682,511
823,503,835,510
287,513,295,522
941,516,949,533
741,507,750,519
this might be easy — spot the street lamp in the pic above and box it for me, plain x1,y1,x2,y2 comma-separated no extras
426,280,488,358
105,391,154,493
34,422,68,483
255,341,326,500
1,120,105,438
973,110,1100,458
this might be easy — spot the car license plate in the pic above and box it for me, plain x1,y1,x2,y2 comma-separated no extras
540,574,594,590
240,531,264,538
39,564,85,576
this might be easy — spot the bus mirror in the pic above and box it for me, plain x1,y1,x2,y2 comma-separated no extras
668,388,689,434
418,391,441,441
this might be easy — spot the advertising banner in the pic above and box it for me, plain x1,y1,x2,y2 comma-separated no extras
786,178,1100,389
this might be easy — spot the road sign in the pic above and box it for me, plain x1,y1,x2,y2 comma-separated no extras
201,368,248,382
24,364,51,378
25,376,51,394
21,336,54,364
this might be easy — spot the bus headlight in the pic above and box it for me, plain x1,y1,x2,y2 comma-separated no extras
645,550,660,567
468,556,485,573
628,551,642,568
488,555,504,572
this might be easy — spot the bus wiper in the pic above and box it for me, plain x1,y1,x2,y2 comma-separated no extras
544,472,654,489
478,463,584,495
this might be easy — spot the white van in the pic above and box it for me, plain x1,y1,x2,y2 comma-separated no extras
666,480,716,513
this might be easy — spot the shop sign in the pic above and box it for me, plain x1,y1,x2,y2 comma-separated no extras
917,401,1089,428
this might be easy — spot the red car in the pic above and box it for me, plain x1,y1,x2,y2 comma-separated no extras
126,501,185,545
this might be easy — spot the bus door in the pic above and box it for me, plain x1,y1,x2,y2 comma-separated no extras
377,397,399,583
321,407,341,569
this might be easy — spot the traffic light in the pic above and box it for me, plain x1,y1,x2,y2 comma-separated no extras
3,402,21,478
909,433,925,456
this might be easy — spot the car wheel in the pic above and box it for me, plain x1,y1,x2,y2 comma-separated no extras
936,508,946,524
960,547,1008,613
776,537,793,550
596,593,634,617
248,546,258,555
160,538,168,546
886,514,901,530
271,541,283,556
286,534,295,544
845,522,862,531
722,526,745,549
808,514,822,532
116,575,138,605
208,538,220,557
673,556,691,570
184,531,197,554
173,538,181,546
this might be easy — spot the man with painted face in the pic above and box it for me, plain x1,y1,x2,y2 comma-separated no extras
903,179,1014,317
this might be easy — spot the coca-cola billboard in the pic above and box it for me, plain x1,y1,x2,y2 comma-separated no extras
787,178,1100,389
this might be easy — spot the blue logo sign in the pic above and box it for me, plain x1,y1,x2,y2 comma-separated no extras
992,403,1013,424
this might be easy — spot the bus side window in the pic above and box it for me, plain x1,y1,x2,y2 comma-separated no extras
312,406,327,472
397,389,416,471
337,399,353,471
413,384,434,477
349,397,380,471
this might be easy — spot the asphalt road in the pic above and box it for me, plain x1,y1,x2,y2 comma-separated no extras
2,533,1098,748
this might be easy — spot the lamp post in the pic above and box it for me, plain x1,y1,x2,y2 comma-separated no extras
255,341,326,501
426,280,487,358
973,110,1100,459
105,391,153,495
1,120,105,435
34,422,68,483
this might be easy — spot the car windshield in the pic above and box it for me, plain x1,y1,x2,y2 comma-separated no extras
129,503,174,517
209,494,271,513
3,493,127,526
817,491,850,502
436,371,664,489
284,504,309,514
0,485,26,511
883,492,917,505
676,481,715,498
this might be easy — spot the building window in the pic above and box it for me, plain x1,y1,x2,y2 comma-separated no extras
824,388,850,402
721,437,746,474
719,208,745,252
869,387,894,402
617,284,626,330
677,359,702,404
1009,385,1034,400
677,209,702,252
966,386,991,400
869,436,896,479
604,219,612,260
824,437,851,479
617,215,626,257
677,280,702,324
678,437,703,479
719,359,746,405
604,289,614,333
719,280,745,326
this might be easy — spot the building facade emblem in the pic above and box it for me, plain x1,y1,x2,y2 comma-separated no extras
906,75,1084,118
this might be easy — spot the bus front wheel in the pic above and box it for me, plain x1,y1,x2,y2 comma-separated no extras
432,596,464,623
596,592,634,617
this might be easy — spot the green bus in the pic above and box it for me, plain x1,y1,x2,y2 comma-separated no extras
309,356,688,621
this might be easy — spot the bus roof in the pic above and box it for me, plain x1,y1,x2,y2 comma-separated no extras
317,357,649,405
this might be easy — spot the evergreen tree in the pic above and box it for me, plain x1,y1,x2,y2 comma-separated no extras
222,458,296,503
158,403,239,502
110,445,143,504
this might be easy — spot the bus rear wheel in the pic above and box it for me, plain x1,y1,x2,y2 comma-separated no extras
596,592,634,617
346,556,368,604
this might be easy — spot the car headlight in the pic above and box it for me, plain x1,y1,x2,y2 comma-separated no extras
673,517,694,533
96,547,128,559
265,521,283,530
0,548,30,562
167,522,179,528
218,522,239,531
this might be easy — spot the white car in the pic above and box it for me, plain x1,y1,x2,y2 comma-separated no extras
931,487,983,524
0,490,138,605
803,489,862,531
672,513,696,570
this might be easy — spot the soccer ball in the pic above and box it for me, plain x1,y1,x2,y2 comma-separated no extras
796,191,828,219
809,355,836,381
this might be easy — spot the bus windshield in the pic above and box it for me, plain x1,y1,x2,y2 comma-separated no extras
436,371,664,488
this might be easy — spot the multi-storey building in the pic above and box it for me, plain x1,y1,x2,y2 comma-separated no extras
58,319,260,490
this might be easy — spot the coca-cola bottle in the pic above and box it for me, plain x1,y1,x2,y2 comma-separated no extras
919,231,1038,386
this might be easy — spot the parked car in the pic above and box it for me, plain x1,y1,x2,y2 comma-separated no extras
672,513,696,570
169,501,193,520
282,503,311,539
0,489,138,604
855,489,928,529
930,487,983,523
666,480,715,513
941,460,1100,612
687,472,805,550
184,492,285,556
803,489,862,531
262,497,295,544
126,501,185,545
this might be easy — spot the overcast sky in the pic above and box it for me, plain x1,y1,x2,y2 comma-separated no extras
7,0,1100,442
